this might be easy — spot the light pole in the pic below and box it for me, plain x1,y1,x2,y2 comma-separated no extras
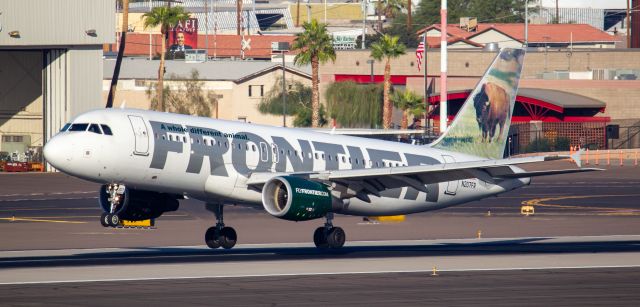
367,59,374,82
272,42,290,127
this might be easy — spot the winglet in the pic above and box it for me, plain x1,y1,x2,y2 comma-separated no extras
571,148,584,168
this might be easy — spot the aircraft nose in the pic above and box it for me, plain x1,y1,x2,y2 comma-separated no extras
43,136,70,170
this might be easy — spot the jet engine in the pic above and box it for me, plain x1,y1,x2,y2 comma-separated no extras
99,184,179,221
262,176,341,221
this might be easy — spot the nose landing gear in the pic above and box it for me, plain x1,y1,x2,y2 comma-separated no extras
100,184,125,227
204,203,237,249
313,213,346,249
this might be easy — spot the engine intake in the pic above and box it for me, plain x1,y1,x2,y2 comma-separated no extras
99,185,179,221
262,176,335,221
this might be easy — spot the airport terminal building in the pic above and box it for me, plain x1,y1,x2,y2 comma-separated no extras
0,0,114,166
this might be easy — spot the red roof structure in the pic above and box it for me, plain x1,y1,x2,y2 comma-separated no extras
417,23,619,46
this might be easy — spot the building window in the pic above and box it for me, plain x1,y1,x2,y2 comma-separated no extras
248,85,264,97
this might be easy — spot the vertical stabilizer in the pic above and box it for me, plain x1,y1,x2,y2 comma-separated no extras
432,48,525,159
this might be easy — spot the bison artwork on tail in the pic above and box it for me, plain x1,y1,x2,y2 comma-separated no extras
473,82,510,143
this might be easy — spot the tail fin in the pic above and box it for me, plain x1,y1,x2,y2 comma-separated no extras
432,48,525,159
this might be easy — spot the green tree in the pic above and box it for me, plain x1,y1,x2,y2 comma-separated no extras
292,19,336,128
325,81,384,128
258,77,327,127
146,70,217,117
392,89,424,129
376,0,406,31
142,6,189,112
414,0,535,26
370,34,406,129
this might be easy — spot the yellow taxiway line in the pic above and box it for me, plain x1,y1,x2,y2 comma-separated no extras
0,217,87,224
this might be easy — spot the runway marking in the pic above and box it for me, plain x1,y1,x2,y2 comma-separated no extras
0,217,87,224
1,264,640,286
522,194,640,213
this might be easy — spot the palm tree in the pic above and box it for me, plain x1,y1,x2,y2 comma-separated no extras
392,89,424,130
106,0,129,108
292,19,336,128
376,0,405,31
370,34,406,129
142,6,189,112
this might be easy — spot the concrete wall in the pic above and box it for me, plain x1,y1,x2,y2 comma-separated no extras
0,0,115,47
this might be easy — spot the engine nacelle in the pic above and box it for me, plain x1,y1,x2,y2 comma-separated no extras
99,185,179,221
262,176,336,221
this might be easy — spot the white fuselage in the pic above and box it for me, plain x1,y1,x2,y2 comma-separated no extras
44,108,529,216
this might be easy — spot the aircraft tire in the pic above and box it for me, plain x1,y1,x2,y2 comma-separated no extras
100,213,110,227
219,227,237,249
205,227,221,249
109,214,120,227
327,227,346,249
313,227,329,249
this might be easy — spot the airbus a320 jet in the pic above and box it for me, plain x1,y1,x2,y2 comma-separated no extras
44,48,599,249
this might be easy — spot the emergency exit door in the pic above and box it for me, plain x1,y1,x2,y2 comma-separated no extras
128,115,149,155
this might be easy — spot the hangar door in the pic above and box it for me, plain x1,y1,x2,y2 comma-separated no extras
0,51,44,160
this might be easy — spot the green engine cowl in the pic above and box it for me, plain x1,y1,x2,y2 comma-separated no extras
262,176,333,221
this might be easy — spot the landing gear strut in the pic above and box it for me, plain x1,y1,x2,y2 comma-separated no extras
204,203,237,249
313,213,346,249
100,184,123,227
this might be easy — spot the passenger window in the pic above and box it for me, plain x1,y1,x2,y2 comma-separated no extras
68,123,89,132
252,144,256,152
100,125,113,135
88,124,102,134
315,153,319,159
341,156,346,163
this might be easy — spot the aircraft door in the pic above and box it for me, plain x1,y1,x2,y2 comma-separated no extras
128,115,149,155
442,155,458,195
260,142,268,162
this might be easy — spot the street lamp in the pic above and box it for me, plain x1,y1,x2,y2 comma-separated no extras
272,42,290,127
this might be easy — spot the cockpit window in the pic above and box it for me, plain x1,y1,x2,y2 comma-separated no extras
101,125,113,135
68,123,89,132
88,124,102,134
60,123,71,132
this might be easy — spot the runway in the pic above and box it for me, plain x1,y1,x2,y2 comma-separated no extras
0,160,639,305
1,236,640,305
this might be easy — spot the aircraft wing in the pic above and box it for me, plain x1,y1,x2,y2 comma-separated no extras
247,154,602,199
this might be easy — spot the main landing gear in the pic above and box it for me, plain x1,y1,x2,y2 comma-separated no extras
313,213,346,249
204,204,237,249
100,184,123,227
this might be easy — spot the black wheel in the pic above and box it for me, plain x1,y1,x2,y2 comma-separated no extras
100,213,110,227
205,227,221,249
109,214,120,227
313,227,329,249
327,227,346,249
219,227,237,249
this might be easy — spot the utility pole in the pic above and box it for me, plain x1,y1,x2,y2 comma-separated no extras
407,0,412,32
627,0,631,48
439,0,448,134
555,0,559,23
524,0,528,47
362,0,367,49
205,0,209,61
237,0,242,35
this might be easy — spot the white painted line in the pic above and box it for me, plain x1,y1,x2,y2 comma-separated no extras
1,264,640,286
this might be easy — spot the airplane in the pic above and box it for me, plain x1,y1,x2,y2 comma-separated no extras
43,48,600,250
